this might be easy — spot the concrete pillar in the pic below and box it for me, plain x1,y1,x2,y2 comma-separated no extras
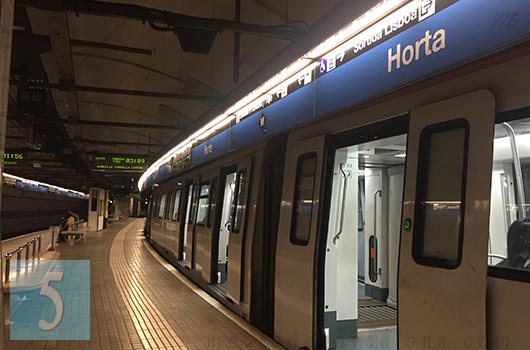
0,0,15,346
88,188,106,231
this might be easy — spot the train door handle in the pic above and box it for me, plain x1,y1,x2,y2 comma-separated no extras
369,189,382,283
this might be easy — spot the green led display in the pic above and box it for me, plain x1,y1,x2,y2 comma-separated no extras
3,151,25,166
92,155,147,171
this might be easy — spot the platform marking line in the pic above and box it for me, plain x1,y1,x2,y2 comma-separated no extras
110,220,188,350
139,220,285,350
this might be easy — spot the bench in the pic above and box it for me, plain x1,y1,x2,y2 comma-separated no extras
61,220,87,244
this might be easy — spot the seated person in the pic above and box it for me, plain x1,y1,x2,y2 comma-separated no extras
498,220,530,269
57,212,75,243
69,209,80,230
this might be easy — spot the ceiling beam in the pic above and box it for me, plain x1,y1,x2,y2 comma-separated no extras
9,115,185,130
80,139,164,147
88,152,150,158
71,119,184,130
70,39,152,55
45,10,84,145
11,79,220,101
17,0,302,41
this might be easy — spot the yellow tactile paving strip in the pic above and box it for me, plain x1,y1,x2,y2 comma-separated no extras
110,221,188,350
5,218,269,350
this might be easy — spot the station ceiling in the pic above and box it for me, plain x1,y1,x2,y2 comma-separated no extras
7,0,376,194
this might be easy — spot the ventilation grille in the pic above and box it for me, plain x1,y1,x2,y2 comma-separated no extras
358,305,397,325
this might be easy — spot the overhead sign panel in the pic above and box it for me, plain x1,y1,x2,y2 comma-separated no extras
3,150,25,167
93,155,147,171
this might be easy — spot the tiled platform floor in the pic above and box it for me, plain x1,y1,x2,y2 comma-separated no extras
5,219,270,350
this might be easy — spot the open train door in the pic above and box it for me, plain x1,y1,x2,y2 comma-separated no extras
226,157,252,303
275,135,325,349
399,91,495,349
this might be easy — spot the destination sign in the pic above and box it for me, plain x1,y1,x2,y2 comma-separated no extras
233,0,459,124
3,151,25,166
93,155,147,171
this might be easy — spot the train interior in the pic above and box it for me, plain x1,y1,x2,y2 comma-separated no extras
183,183,195,264
489,117,530,268
216,172,237,291
324,134,406,349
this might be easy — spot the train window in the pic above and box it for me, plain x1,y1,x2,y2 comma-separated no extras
165,192,173,219
207,178,217,228
158,193,167,219
232,170,248,233
172,189,181,222
489,117,530,275
196,183,210,226
290,153,317,246
413,120,469,269
152,196,158,218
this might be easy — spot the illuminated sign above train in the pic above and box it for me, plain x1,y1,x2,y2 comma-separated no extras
93,155,147,171
233,0,455,124
3,151,25,166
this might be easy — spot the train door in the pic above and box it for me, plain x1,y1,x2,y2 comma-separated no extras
225,157,252,303
399,91,495,349
214,166,237,291
275,136,325,349
183,179,198,268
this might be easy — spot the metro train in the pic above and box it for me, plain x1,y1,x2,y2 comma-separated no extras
141,0,530,349
1,173,88,239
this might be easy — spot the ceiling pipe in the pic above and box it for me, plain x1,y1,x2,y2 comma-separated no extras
16,0,302,40
70,39,152,55
11,79,220,101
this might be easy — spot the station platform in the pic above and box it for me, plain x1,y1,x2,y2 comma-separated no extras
4,218,276,350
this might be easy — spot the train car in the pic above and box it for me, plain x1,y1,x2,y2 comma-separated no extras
1,173,88,239
140,0,530,349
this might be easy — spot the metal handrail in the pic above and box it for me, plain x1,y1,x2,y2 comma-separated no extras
332,163,351,245
4,235,42,283
502,122,526,219
373,189,383,277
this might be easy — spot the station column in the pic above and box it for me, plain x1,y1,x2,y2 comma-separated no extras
0,0,16,346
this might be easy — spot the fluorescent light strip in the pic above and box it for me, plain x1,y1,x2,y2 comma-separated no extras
138,0,407,191
3,172,87,197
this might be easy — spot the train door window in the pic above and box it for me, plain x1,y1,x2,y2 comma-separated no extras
196,183,210,226
165,192,172,220
172,189,181,222
489,117,530,272
208,178,218,228
290,153,317,245
413,120,469,268
158,193,167,218
152,195,158,218
232,170,248,233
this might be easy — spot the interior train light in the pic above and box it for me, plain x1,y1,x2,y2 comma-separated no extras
138,0,407,191
3,172,88,197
